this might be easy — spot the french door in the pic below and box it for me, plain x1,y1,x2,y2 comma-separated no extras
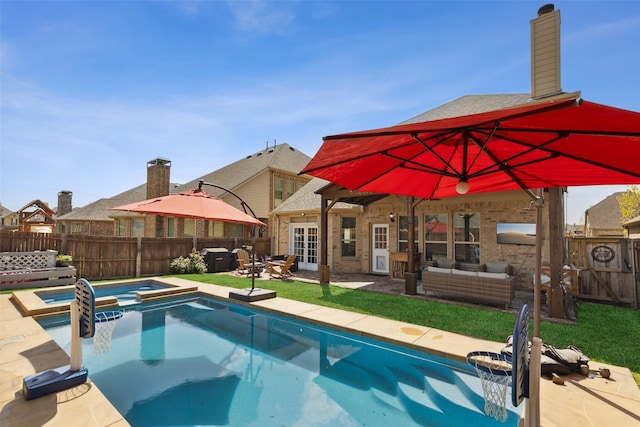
290,224,318,271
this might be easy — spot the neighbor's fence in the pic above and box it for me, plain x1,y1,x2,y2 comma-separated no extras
0,231,271,281
567,237,639,309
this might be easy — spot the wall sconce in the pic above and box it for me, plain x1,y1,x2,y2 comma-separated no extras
389,212,395,222
455,178,470,195
301,212,305,216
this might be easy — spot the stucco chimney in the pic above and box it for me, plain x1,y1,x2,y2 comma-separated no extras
530,4,562,98
57,190,73,216
146,158,171,199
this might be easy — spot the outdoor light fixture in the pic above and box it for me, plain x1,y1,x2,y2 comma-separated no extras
389,212,395,222
456,179,470,195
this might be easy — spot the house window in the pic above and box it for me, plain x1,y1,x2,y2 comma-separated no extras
274,178,284,207
341,217,356,257
71,222,83,234
424,214,448,262
132,219,144,238
208,221,224,237
398,216,419,253
184,219,195,237
117,219,126,237
454,212,480,264
229,223,244,238
167,218,175,237
286,181,295,199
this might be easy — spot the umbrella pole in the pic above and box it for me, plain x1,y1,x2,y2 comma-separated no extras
534,188,544,338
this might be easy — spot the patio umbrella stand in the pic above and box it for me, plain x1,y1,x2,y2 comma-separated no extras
111,181,276,302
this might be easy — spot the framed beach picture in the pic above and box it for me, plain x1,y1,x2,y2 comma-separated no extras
497,223,536,245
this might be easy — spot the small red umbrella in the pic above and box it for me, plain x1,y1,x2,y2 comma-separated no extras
111,189,265,226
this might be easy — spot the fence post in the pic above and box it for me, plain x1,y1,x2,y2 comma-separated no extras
136,237,142,278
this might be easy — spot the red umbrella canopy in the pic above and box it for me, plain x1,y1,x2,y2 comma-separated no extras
301,98,640,199
111,189,265,226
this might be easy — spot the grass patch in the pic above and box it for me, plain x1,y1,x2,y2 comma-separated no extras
176,273,640,386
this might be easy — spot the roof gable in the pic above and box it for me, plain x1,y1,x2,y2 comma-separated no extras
586,192,625,229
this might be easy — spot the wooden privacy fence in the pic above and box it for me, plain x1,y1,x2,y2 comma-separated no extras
0,231,271,281
567,237,639,309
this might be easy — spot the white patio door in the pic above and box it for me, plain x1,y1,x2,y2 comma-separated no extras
290,224,318,271
371,224,389,274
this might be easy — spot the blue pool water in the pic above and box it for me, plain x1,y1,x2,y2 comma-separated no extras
37,281,168,305
39,296,521,426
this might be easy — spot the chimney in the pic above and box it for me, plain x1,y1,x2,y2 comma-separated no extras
530,4,562,99
146,158,171,199
57,190,73,216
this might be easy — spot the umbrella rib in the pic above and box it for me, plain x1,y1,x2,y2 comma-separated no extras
472,129,640,178
410,132,463,176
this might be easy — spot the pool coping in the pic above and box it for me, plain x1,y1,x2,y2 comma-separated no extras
1,277,639,426
10,278,199,318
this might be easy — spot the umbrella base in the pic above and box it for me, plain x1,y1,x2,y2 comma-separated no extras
229,288,276,302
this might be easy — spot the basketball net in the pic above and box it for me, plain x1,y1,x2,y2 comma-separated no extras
468,351,512,422
93,311,123,355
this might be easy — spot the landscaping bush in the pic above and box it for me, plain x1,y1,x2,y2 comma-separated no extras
170,251,207,274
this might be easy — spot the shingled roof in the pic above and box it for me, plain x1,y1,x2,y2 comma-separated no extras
56,183,176,221
174,143,311,196
272,178,361,214
399,94,532,124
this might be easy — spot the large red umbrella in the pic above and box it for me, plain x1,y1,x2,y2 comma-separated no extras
301,96,640,338
111,189,265,226
301,97,640,199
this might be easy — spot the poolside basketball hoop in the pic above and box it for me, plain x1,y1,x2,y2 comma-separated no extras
467,351,513,422
23,278,95,400
93,310,123,354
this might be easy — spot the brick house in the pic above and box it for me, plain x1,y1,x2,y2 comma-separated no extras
57,143,312,239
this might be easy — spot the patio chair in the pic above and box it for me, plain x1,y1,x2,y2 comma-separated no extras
268,254,297,280
235,249,250,276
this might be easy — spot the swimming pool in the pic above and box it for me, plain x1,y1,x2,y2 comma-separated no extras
36,281,171,305
40,295,521,426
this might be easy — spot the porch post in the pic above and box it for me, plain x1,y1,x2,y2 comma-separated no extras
547,187,564,319
405,196,417,295
319,194,330,284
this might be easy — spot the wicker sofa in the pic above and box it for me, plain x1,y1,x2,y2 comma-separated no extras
422,260,515,309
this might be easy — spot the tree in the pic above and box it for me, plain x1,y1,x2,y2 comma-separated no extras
616,186,640,222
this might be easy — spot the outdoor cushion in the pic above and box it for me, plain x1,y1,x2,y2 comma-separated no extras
478,271,509,279
485,262,510,273
451,268,478,277
436,259,458,269
427,266,452,274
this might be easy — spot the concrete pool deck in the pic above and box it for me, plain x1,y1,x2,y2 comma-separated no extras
1,277,639,426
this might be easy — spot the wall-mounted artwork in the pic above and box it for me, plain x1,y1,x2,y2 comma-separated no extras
497,223,536,245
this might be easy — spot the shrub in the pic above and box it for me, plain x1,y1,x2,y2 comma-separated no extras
170,252,207,274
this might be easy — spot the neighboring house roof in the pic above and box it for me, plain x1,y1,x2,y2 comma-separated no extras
57,143,310,222
57,183,176,221
0,203,14,218
585,192,625,230
174,143,312,196
272,178,362,213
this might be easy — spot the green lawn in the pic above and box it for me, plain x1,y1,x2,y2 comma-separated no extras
174,273,640,386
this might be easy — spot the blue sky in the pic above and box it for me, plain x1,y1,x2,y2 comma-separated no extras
1,1,639,225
